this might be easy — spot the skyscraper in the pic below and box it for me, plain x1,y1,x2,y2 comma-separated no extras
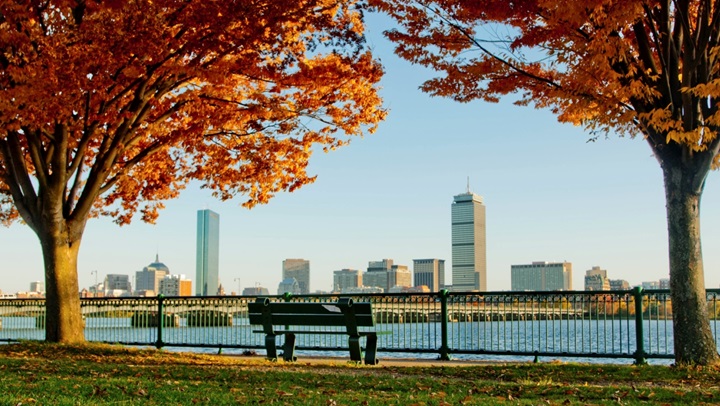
451,187,486,291
413,259,445,291
282,259,310,294
196,209,220,296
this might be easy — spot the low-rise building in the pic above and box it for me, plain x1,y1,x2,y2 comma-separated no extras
511,261,573,291
159,275,193,296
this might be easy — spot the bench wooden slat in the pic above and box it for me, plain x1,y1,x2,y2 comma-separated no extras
252,329,377,336
248,302,375,327
249,313,375,327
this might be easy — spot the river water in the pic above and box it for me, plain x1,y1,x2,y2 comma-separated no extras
1,316,705,365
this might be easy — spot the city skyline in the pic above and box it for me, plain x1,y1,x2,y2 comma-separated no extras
2,13,720,295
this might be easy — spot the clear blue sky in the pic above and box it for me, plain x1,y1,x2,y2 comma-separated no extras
2,14,720,295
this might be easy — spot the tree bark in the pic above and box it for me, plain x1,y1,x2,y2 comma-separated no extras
662,162,719,365
39,230,85,343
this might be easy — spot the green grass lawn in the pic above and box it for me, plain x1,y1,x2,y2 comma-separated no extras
0,342,719,405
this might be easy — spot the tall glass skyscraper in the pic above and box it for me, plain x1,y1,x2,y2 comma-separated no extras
451,189,486,291
196,209,220,296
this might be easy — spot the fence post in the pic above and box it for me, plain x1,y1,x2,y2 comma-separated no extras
438,289,451,361
156,294,165,349
632,287,646,365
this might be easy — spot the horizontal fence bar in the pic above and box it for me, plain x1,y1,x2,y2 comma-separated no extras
1,289,718,363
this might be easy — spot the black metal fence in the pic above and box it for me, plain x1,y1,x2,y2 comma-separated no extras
2,288,719,363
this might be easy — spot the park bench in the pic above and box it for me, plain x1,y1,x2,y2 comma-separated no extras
248,297,379,365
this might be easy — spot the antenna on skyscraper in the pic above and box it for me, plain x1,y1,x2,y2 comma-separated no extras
467,176,471,193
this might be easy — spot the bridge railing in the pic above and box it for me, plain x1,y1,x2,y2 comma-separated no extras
2,289,719,363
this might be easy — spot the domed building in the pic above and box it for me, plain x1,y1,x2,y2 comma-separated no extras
135,254,170,296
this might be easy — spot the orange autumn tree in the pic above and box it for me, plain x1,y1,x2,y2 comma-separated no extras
372,0,720,365
0,0,384,342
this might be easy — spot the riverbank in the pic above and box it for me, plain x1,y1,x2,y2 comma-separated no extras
0,342,718,405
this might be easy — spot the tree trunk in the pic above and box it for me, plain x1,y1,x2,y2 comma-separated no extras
662,163,719,365
39,231,85,343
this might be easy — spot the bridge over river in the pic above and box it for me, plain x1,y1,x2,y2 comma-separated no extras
0,299,586,326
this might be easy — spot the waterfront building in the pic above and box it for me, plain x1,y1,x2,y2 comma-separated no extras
105,274,131,291
29,281,43,293
388,265,412,290
451,187,486,291
342,286,384,294
277,277,301,295
135,255,169,295
333,269,362,292
388,285,431,293
363,269,388,292
364,259,392,291
242,286,270,296
413,259,445,291
282,259,310,294
659,278,670,289
641,280,660,289
159,275,192,296
511,261,572,291
196,209,220,296
609,279,630,290
363,259,411,291
584,266,610,291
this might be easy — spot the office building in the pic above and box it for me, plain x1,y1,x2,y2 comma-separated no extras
282,259,310,294
363,259,392,291
511,261,572,291
135,255,170,295
159,274,192,296
196,209,220,296
642,280,660,289
413,259,445,291
584,266,610,291
451,187,486,291
609,279,630,290
333,269,362,292
242,286,270,296
29,281,43,293
388,265,412,289
363,259,411,292
363,271,388,292
277,277,301,295
105,274,131,291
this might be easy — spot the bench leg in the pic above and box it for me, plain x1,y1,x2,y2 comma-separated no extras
265,334,278,361
364,333,379,365
348,335,362,362
282,333,297,362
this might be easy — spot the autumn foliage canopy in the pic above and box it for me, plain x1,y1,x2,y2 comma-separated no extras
0,0,384,343
372,0,720,169
0,0,385,229
371,0,720,364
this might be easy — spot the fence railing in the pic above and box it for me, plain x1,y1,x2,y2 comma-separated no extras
2,288,719,364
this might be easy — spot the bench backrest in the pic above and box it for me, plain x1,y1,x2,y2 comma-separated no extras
248,298,375,333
